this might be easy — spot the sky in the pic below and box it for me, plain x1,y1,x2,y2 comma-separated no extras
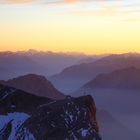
0,0,140,54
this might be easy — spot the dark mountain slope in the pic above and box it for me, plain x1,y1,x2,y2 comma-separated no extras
0,84,101,140
0,74,65,99
0,84,53,114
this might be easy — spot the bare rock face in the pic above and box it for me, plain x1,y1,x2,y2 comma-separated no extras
0,84,101,140
0,84,53,115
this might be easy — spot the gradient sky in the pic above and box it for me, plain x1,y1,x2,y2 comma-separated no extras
0,0,140,54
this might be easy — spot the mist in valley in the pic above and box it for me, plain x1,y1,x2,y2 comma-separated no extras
1,52,140,140
73,89,140,140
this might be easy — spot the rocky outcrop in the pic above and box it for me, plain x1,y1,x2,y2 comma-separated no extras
16,96,101,140
0,84,53,115
0,84,101,140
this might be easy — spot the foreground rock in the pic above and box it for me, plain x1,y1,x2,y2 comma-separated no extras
0,84,101,140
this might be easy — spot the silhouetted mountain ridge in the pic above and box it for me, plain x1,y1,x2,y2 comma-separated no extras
82,67,140,90
0,74,65,99
0,50,97,79
50,53,140,93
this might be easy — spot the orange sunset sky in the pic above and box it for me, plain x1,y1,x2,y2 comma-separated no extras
0,0,140,54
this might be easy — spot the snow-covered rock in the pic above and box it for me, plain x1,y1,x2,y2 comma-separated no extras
0,84,101,140
0,113,30,140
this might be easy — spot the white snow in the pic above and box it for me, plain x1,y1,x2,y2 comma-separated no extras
69,114,74,121
0,92,9,101
70,132,78,140
80,128,89,137
38,101,56,108
77,128,91,137
22,128,36,140
0,88,16,101
0,112,30,140
64,109,77,123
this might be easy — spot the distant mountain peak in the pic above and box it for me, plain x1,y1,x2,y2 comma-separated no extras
10,73,47,81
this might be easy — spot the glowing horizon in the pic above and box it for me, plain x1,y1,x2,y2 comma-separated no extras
0,0,140,54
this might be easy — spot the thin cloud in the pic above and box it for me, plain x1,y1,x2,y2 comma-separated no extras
0,0,140,21
0,0,32,3
0,0,122,4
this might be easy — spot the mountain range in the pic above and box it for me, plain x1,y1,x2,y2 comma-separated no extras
50,53,140,93
0,50,98,80
2,51,140,93
0,51,46,80
0,74,64,99
81,67,140,90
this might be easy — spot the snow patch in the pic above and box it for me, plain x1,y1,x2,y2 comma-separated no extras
79,128,89,137
0,88,16,101
0,112,30,140
20,128,36,140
